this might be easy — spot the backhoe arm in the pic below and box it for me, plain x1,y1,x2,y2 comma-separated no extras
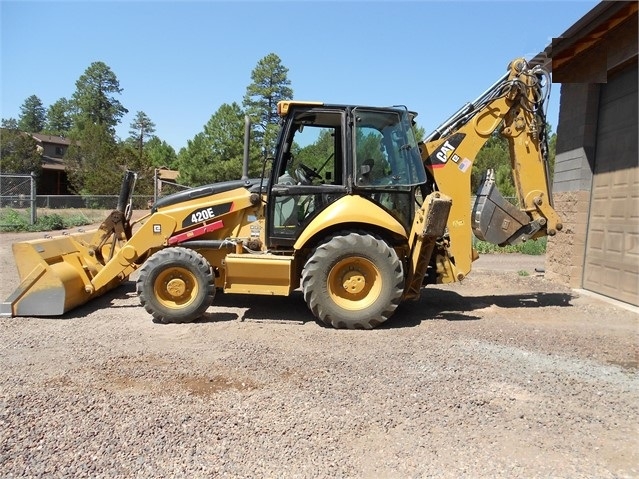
420,58,563,283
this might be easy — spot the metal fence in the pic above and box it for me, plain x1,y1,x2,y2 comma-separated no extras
154,177,189,201
35,194,155,210
0,169,192,226
0,172,37,224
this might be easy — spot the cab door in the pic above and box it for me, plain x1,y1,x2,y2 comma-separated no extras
267,107,348,248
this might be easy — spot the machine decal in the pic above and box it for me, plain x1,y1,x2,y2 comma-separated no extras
458,158,472,173
427,133,466,168
182,202,233,228
169,220,224,245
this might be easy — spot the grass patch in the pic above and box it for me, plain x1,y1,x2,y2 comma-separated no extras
0,208,104,233
473,237,546,255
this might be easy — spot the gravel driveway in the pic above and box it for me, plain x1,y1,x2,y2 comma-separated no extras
0,227,637,478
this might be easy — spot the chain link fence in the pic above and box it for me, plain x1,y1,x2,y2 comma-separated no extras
0,173,37,224
34,195,155,210
1,169,191,226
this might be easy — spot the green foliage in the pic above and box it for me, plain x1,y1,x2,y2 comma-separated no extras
472,123,556,198
1,118,19,129
145,136,178,169
0,208,93,232
0,209,29,231
473,237,547,255
71,61,128,134
36,213,66,230
128,111,156,155
65,123,123,195
176,133,211,186
115,142,155,196
18,95,46,133
412,123,426,143
471,132,510,193
45,98,73,135
0,128,42,175
177,102,261,186
293,129,335,169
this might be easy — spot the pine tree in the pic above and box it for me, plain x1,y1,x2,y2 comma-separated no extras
65,123,121,195
1,118,19,130
177,102,260,186
46,98,73,136
65,62,128,195
18,95,46,133
0,129,42,175
71,61,128,134
242,53,293,157
176,132,212,187
145,137,177,169
128,111,156,158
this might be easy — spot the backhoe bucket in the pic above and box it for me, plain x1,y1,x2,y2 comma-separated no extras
472,169,531,246
0,230,121,317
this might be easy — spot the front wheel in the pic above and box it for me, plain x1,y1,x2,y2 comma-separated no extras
136,247,215,324
301,232,404,329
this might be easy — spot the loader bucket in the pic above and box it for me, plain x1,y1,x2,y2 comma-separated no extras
0,230,123,318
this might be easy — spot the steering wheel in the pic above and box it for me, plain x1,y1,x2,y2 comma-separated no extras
295,163,322,185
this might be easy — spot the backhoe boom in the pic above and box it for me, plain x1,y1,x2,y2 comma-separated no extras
419,58,563,283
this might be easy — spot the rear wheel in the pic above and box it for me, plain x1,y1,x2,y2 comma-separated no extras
136,247,214,324
301,232,404,329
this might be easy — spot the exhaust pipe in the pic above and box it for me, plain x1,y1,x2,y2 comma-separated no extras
242,115,251,181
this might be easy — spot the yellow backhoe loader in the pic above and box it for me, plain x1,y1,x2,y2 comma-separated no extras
1,58,562,329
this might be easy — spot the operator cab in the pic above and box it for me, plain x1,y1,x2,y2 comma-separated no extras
266,101,427,248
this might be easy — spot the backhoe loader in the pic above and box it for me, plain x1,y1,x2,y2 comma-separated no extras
1,58,562,329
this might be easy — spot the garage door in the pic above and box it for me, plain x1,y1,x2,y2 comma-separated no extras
583,64,638,305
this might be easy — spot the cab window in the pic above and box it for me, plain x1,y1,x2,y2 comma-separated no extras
353,108,426,188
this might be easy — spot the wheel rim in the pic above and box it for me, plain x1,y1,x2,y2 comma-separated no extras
154,266,199,310
327,257,382,311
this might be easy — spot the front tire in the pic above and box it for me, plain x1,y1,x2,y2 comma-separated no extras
301,232,404,329
136,247,215,324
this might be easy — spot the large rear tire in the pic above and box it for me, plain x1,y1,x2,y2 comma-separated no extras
136,247,215,324
301,232,404,329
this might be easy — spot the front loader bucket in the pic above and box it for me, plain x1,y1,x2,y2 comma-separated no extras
1,231,123,317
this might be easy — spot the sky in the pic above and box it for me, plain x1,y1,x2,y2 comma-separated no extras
1,0,600,152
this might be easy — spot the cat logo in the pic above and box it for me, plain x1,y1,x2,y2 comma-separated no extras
436,140,456,163
428,133,466,168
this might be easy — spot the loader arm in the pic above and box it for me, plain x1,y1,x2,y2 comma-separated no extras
419,58,563,283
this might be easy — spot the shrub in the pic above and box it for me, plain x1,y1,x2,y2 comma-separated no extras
0,208,94,232
0,208,30,232
473,237,546,255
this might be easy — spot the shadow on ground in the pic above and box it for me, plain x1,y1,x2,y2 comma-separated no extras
56,280,575,330
389,289,574,328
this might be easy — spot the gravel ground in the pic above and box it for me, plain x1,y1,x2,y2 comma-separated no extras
0,226,637,478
